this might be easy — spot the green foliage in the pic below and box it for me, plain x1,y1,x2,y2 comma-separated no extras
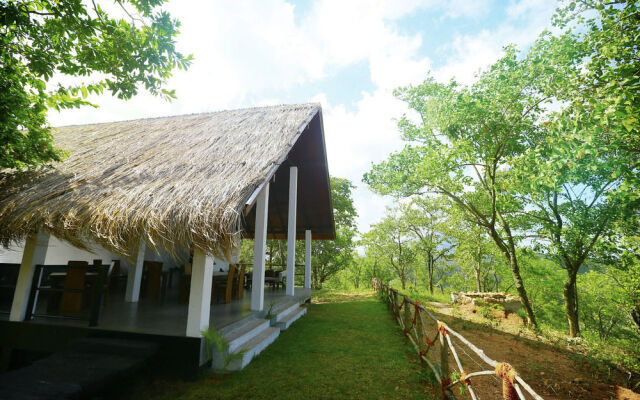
239,176,358,289
450,372,467,395
201,326,246,372
519,253,566,332
400,197,454,294
310,176,358,289
363,0,640,337
264,300,276,320
363,46,548,326
201,326,225,361
1,0,192,168
361,206,418,289
406,286,450,304
504,0,640,337
578,271,629,342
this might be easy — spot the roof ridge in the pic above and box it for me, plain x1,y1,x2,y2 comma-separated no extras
53,102,321,129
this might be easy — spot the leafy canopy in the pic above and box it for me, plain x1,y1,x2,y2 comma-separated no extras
310,176,358,288
1,0,192,168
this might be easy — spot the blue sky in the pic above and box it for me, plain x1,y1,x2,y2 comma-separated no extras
50,0,559,234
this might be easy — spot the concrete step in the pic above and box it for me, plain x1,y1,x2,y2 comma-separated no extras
275,306,307,331
217,314,262,337
273,300,301,322
225,326,280,371
224,318,270,353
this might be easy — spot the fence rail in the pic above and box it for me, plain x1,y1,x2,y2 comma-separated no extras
372,278,543,400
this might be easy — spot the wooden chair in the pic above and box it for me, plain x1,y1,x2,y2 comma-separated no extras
178,263,192,304
143,261,164,301
225,264,236,304
59,261,88,314
235,264,246,300
213,264,236,304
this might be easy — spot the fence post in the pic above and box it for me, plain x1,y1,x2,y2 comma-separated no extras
439,322,451,399
403,295,412,336
414,304,427,364
393,291,400,319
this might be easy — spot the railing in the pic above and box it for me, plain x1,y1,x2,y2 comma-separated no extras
372,278,543,400
25,264,109,327
0,263,20,314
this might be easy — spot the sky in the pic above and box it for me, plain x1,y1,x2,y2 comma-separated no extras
49,0,559,234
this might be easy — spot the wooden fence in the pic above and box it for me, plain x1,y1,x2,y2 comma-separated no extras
372,278,544,400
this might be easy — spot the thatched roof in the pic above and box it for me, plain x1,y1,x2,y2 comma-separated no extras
0,103,333,259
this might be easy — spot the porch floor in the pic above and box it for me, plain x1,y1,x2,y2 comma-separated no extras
20,285,311,337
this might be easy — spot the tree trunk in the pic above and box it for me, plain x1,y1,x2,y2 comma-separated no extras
428,255,434,294
564,270,580,337
508,252,537,327
475,246,482,292
488,226,538,328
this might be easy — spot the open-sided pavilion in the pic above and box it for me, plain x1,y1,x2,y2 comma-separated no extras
0,103,334,372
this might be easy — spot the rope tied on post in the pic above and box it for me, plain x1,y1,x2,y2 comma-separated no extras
496,362,519,400
458,372,471,387
437,321,448,336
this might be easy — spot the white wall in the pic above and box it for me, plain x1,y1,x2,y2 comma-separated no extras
0,236,120,265
0,236,230,273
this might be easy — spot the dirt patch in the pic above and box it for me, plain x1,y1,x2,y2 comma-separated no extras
417,302,639,400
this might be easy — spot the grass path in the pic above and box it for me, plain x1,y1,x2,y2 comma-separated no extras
125,290,431,400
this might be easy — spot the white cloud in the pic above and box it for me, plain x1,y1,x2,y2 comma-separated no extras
48,0,559,234
319,90,409,232
433,0,557,85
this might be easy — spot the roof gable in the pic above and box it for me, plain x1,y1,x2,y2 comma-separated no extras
0,103,330,259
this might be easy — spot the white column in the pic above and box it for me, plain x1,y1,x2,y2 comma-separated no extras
286,166,298,296
186,248,214,337
10,231,50,321
251,183,269,311
125,238,145,302
304,229,312,289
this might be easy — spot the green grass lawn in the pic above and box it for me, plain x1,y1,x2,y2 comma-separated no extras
125,290,432,400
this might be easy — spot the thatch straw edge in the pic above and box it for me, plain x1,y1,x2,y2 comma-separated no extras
0,103,320,261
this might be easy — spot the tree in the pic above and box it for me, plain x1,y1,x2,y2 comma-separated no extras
362,208,417,290
450,216,503,293
363,48,555,327
551,0,640,160
310,177,358,289
1,0,192,168
599,213,640,338
579,270,628,341
510,0,640,337
400,197,453,294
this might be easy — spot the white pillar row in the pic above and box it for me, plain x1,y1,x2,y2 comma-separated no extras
286,166,298,297
251,183,269,311
10,231,50,321
125,238,146,302
304,229,312,289
186,248,214,337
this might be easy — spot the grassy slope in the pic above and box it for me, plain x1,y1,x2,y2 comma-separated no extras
125,290,431,400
